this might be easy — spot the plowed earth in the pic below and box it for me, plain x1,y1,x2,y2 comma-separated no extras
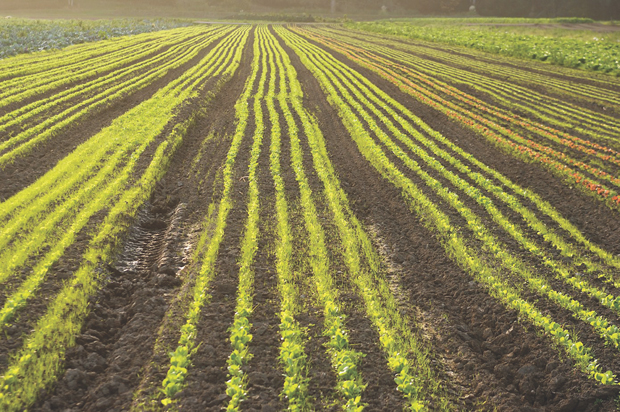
2,24,620,412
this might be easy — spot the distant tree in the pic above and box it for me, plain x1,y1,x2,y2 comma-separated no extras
531,0,620,19
407,0,468,14
476,0,532,16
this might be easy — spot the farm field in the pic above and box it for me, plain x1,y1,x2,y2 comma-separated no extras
1,22,620,411
348,19,620,76
0,18,191,59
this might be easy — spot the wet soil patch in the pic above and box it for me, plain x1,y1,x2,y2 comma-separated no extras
280,27,619,410
35,197,187,412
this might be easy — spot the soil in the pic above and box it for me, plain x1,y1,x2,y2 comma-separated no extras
4,24,620,412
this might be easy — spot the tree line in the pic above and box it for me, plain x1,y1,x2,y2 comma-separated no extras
5,0,620,19
472,0,620,19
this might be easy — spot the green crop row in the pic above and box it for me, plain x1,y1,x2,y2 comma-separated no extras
296,28,620,210
297,27,620,280
159,26,252,405
0,26,220,134
281,26,618,388
263,26,311,410
0,28,247,334
277,26,452,410
316,27,620,151
0,27,234,165
0,18,190,60
0,29,216,154
0,27,181,82
346,22,620,77
356,34,620,140
340,27,620,111
0,27,195,107
0,23,247,409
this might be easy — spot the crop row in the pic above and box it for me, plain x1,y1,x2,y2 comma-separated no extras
295,27,620,209
345,21,620,77
0,26,249,412
0,18,190,59
319,27,620,149
0,26,234,165
279,26,619,387
341,26,620,111
0,27,194,106
0,29,197,133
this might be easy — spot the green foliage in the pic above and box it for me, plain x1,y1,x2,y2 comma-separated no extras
347,20,620,76
0,18,190,59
